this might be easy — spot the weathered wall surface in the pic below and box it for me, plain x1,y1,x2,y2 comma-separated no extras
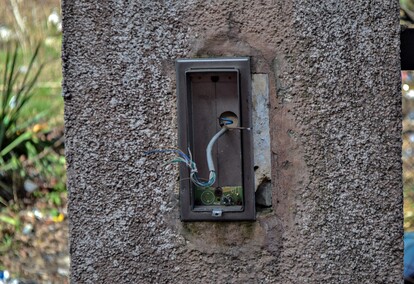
62,0,402,283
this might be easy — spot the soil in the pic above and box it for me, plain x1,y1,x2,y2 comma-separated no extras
0,195,69,284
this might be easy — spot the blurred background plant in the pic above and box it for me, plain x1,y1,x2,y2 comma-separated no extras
402,0,414,233
0,0,67,282
403,72,414,231
402,0,414,28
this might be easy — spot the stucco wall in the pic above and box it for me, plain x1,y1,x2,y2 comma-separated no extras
62,0,402,283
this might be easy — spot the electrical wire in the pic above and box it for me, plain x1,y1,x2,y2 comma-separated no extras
206,127,228,174
220,118,233,126
145,125,230,188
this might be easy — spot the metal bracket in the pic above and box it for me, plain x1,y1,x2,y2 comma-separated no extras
211,209,223,217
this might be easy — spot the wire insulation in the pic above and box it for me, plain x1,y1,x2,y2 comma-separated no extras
146,126,229,187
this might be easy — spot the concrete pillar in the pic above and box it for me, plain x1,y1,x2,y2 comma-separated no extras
63,1,402,282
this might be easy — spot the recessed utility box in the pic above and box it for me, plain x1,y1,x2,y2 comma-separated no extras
176,58,255,221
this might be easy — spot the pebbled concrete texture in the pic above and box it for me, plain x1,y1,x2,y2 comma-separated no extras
63,0,402,283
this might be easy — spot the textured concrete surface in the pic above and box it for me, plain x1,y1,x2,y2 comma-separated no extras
63,0,402,283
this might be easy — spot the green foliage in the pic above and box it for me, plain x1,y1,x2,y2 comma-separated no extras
48,192,62,206
0,44,44,199
0,234,13,253
0,43,65,205
0,44,43,151
0,205,21,253
0,2,66,277
401,0,414,26
0,214,20,228
401,0,414,15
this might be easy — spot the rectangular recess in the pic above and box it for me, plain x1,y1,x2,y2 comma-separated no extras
176,58,255,221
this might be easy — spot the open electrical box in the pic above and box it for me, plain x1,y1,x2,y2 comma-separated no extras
176,58,255,221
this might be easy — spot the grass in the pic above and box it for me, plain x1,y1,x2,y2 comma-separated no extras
0,37,63,124
0,0,64,240
0,0,63,117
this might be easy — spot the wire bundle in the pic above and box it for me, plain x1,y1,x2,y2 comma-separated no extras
146,125,229,188
145,148,217,187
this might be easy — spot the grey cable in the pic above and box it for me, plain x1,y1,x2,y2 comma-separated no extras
206,127,228,173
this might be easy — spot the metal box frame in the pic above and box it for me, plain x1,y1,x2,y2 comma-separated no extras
176,57,255,221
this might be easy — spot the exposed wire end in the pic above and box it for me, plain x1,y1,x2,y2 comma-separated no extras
145,148,202,184
145,125,229,188
220,117,233,125
144,149,191,162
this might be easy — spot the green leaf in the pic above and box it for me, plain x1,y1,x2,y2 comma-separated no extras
0,155,21,172
48,192,61,206
0,214,20,228
0,131,31,157
25,141,38,158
